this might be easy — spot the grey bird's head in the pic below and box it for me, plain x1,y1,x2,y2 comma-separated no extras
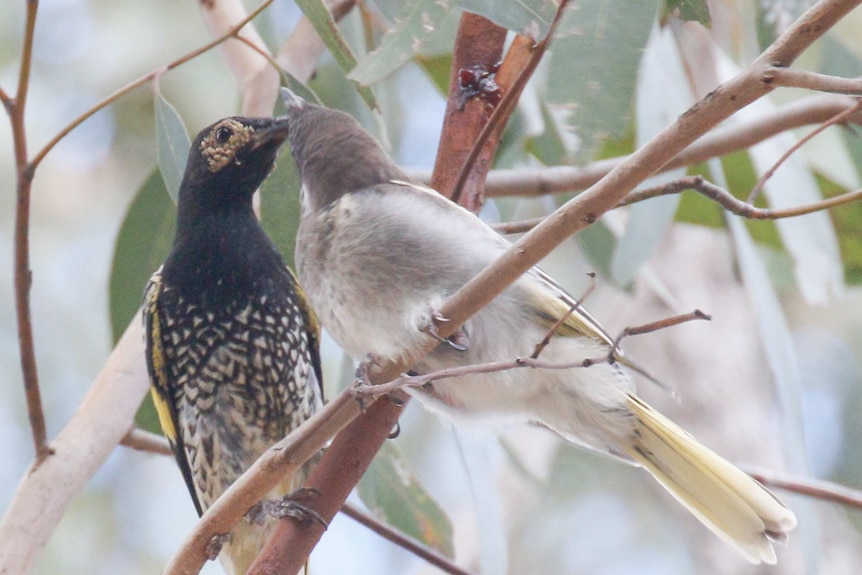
280,88,407,213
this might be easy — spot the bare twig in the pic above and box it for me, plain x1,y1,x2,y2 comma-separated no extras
531,304,577,359
615,310,711,344
766,67,862,95
621,175,862,220
747,98,862,203
120,427,173,456
0,318,151,575
28,0,276,173
340,503,474,575
743,466,862,510
9,0,48,461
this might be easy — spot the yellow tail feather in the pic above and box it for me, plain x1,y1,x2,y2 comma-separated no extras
624,394,797,564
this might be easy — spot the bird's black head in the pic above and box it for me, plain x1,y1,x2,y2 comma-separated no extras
178,116,291,213
280,88,407,213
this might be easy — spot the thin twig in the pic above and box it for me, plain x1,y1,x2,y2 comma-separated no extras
27,0,276,173
766,66,862,95
449,0,572,205
621,174,862,220
531,304,577,359
742,466,862,510
747,98,862,203
615,310,711,343
11,0,49,461
0,85,12,106
120,428,173,456
340,504,474,575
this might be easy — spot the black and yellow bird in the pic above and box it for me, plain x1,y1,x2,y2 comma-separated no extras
143,116,323,575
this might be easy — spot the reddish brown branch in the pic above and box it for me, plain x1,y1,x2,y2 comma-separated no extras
247,394,406,575
430,13,508,206
743,467,862,510
10,0,49,461
447,1,572,207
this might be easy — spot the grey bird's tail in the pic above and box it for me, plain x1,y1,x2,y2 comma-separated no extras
623,393,797,564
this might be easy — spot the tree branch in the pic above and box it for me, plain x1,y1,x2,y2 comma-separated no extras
407,94,862,198
198,0,280,116
743,467,862,510
11,0,47,461
747,98,862,202
430,13,508,207
0,318,151,575
767,66,862,94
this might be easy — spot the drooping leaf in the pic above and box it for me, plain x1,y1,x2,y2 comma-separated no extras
154,88,190,202
662,0,711,26
546,0,657,159
358,441,454,557
610,23,691,286
109,169,177,433
352,0,556,85
260,146,302,270
294,0,379,110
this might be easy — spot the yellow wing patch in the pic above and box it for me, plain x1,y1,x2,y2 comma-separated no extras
143,269,177,442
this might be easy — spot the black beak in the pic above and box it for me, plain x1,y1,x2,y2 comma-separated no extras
250,116,291,151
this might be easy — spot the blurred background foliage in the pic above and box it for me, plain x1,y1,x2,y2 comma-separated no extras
3,0,862,574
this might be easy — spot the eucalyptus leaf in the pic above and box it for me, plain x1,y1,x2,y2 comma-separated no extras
260,146,302,270
154,89,190,202
109,169,177,433
353,0,556,85
295,0,378,110
358,441,455,557
611,24,692,286
546,0,657,159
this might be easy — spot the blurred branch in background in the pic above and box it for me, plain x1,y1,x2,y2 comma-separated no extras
405,94,862,197
7,0,47,462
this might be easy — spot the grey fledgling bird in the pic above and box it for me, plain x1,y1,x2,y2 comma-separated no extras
280,88,797,564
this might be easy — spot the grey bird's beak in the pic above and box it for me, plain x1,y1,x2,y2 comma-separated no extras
279,87,308,113
250,116,291,150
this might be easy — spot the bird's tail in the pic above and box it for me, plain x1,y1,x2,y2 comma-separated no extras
623,393,797,564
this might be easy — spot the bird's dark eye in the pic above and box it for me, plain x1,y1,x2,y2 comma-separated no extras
215,126,233,142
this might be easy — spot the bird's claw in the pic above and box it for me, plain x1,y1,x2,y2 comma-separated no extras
425,311,469,352
205,532,231,561
247,488,328,529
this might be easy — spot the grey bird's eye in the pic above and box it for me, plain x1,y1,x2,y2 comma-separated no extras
215,126,233,143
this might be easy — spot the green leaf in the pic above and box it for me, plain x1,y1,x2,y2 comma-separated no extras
358,441,454,557
353,0,556,85
154,89,191,202
662,0,711,26
294,0,379,110
349,0,448,86
109,169,177,433
546,0,656,158
260,146,302,270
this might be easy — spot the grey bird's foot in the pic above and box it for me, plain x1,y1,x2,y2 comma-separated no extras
205,532,232,561
425,311,470,352
247,488,328,529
